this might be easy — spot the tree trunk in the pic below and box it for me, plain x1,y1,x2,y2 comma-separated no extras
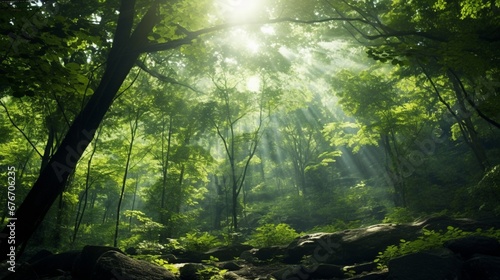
114,113,140,247
232,182,238,231
159,115,173,242
72,128,100,245
213,175,225,230
0,2,160,259
129,174,139,232
448,71,490,171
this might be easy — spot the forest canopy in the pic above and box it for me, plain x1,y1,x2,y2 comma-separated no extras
0,0,499,259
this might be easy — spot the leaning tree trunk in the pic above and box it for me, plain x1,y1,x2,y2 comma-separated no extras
0,2,160,260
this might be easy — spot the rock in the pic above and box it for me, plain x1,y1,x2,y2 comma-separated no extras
284,217,500,266
308,263,345,279
240,249,257,263
179,263,212,280
223,271,247,280
254,246,287,261
92,250,178,280
126,247,138,255
463,254,500,280
161,253,178,262
220,261,243,271
445,236,500,259
387,249,462,280
343,262,378,275
203,244,253,261
171,250,205,263
72,245,123,279
284,223,418,265
270,265,302,280
270,264,345,280
347,271,388,280
414,216,500,232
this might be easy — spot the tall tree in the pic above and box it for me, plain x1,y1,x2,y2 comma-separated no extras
211,77,266,231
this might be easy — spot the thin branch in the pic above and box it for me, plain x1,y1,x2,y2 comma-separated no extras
50,91,71,128
81,62,105,112
135,60,203,93
448,68,500,129
114,66,142,101
141,16,447,54
0,100,43,158
140,17,371,53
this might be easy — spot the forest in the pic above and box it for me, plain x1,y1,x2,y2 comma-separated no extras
0,0,500,279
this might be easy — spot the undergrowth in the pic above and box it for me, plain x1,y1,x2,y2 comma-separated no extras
374,226,500,270
246,223,299,248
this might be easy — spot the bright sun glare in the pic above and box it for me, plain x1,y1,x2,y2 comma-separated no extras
247,40,260,53
221,0,263,21
246,76,261,92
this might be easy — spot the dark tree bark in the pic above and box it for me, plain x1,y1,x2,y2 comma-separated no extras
0,0,160,260
0,0,356,259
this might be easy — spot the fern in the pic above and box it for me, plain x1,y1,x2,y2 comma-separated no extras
374,226,500,270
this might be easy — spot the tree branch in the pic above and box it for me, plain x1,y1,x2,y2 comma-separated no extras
0,100,43,158
140,16,371,53
135,59,203,93
448,68,500,129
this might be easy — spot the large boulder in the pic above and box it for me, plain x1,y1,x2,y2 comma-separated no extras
72,245,123,279
445,236,500,259
203,244,253,261
284,223,418,265
346,271,388,280
270,264,346,280
92,250,178,280
387,249,462,280
462,254,500,280
179,263,207,280
284,216,500,265
240,246,287,263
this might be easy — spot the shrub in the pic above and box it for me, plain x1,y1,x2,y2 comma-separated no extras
468,165,500,215
179,231,221,252
307,219,362,233
382,207,416,223
153,258,180,275
246,223,299,248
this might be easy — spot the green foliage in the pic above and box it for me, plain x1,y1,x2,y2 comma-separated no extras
153,258,180,275
198,256,227,280
202,255,220,265
307,219,362,233
179,231,222,252
124,210,165,239
467,165,500,215
2,0,499,256
374,226,500,269
382,207,416,223
342,266,356,278
164,238,183,252
136,241,166,254
246,223,299,248
119,234,142,249
197,265,227,280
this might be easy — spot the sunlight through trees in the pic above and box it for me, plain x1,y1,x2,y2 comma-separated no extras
0,0,499,262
